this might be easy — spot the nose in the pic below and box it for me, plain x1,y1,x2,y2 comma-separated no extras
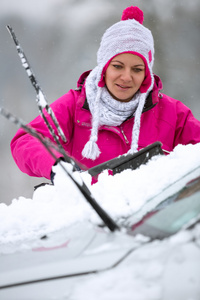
120,68,132,82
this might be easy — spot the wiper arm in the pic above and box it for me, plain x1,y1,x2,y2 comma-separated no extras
0,107,119,232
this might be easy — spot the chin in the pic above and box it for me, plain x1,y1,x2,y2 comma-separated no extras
114,96,133,102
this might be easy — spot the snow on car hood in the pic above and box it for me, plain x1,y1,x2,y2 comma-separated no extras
66,226,200,300
0,143,200,248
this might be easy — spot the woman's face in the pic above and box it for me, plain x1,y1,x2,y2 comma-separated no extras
105,53,145,102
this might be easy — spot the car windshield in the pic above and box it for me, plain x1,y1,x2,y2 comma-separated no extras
128,177,200,239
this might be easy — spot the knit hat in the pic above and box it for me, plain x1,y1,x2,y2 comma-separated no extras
82,6,155,160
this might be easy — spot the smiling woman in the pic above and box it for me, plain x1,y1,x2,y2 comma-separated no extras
10,5,200,180
105,53,145,102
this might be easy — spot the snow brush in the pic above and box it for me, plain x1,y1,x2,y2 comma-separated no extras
6,25,67,144
88,142,164,177
0,107,119,232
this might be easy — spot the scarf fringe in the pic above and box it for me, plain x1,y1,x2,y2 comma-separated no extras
82,140,101,160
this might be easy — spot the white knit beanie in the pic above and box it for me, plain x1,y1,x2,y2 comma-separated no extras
82,6,155,160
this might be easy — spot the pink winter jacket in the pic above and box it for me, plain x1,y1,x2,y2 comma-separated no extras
11,71,200,179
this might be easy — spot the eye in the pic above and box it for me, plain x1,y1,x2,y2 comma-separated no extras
132,67,145,73
112,64,123,69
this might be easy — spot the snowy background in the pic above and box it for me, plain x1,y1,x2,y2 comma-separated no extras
0,0,200,205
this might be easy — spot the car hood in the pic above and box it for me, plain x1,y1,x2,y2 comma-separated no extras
0,222,141,288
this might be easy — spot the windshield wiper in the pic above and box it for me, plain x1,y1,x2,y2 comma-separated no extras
0,107,119,232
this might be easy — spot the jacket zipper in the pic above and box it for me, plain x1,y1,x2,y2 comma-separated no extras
120,126,129,144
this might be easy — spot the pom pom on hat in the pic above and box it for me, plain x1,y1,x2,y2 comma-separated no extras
121,6,144,24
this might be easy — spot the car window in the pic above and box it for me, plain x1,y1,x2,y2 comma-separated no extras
145,190,200,234
128,177,200,239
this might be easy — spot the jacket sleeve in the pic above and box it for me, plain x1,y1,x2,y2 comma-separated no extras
10,90,77,179
174,101,200,147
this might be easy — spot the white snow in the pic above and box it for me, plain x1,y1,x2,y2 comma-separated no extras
0,143,200,247
69,227,200,300
37,90,47,108
1,143,200,299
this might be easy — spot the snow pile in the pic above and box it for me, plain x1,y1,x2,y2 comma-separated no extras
0,143,200,246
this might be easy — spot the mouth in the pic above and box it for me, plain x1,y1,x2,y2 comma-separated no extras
116,84,131,90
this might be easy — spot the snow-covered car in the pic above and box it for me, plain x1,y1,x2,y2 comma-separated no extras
0,151,200,300
1,21,200,300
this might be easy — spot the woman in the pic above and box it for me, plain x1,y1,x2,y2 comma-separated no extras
11,6,200,179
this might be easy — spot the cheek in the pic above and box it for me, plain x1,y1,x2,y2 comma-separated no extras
104,73,108,86
105,72,113,88
105,67,118,85
136,73,145,86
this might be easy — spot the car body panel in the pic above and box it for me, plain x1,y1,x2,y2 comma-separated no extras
0,223,140,288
